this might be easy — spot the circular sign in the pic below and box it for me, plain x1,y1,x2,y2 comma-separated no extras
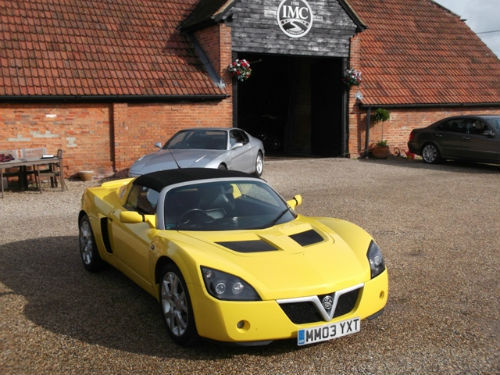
277,0,314,38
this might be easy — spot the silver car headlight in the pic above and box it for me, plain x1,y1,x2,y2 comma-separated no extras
201,266,261,301
367,241,386,279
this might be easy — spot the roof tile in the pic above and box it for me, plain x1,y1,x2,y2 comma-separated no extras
0,0,225,98
348,0,500,105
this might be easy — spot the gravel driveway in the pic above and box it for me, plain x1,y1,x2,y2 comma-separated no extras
1,158,499,374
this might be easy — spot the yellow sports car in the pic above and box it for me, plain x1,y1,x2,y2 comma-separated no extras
79,168,388,346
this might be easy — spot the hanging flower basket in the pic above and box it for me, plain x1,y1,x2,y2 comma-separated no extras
343,68,362,87
228,59,252,82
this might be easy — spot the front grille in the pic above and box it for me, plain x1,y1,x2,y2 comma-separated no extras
333,289,359,318
279,287,361,324
279,302,323,324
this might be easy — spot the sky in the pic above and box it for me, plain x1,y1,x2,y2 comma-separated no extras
433,0,500,58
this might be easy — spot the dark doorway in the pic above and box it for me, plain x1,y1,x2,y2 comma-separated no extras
235,53,345,156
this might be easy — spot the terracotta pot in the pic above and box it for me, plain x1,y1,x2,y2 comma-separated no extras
78,171,94,181
371,146,390,159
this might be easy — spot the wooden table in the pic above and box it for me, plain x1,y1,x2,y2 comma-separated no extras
0,157,64,198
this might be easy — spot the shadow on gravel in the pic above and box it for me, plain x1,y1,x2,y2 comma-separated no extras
0,236,300,358
360,156,500,174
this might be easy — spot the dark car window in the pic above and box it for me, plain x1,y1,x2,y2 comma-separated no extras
439,119,467,133
125,184,159,214
165,131,190,149
163,180,295,231
230,130,249,147
486,117,500,132
468,119,488,135
165,130,227,150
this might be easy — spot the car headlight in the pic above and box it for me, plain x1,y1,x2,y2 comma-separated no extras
367,240,385,279
201,267,261,301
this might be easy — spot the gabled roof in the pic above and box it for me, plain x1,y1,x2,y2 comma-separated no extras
348,0,500,106
181,0,234,31
182,0,366,32
0,0,226,99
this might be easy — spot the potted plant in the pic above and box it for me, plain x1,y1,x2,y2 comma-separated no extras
342,68,362,88
372,108,390,123
371,140,390,159
227,59,252,82
369,108,391,158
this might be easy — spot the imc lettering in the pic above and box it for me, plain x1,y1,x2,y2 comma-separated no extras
282,5,310,19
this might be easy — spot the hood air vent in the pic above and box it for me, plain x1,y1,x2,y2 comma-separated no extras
217,240,277,253
289,229,323,247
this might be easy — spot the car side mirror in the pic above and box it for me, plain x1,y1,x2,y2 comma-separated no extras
154,142,163,149
287,194,303,209
120,211,156,227
120,211,144,224
231,142,244,150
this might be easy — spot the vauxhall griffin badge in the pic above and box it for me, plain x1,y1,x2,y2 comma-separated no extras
277,0,313,38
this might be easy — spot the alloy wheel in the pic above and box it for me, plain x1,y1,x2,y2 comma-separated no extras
161,271,189,337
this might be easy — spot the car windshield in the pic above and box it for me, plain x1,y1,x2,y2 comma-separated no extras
163,180,296,231
164,130,228,150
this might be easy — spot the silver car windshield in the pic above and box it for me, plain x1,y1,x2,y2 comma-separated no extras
163,180,295,231
164,130,228,150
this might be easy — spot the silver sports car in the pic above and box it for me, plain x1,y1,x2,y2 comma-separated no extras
129,128,265,177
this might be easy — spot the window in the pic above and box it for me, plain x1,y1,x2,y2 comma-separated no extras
230,130,249,147
163,180,294,231
488,117,500,131
125,184,159,214
468,119,487,135
439,119,467,133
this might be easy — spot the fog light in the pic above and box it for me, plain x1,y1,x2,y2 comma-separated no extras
236,320,250,331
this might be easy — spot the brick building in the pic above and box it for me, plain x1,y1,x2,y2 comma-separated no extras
1,0,499,177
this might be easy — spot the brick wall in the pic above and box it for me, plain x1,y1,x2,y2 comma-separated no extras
0,99,233,177
0,103,113,177
194,23,234,86
112,100,233,174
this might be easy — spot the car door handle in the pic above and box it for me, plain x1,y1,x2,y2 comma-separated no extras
435,134,443,137
462,136,471,140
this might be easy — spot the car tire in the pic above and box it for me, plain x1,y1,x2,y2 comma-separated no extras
421,143,440,164
78,214,104,272
159,263,198,346
254,151,264,177
218,163,227,170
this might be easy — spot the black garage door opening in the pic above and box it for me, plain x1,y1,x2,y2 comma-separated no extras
235,53,346,156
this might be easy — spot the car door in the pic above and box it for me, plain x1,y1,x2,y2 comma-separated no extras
109,184,159,287
229,129,253,172
435,119,468,159
465,118,500,163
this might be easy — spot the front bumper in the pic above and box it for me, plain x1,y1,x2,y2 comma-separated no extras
190,269,388,343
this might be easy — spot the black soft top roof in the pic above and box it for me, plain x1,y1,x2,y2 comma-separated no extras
133,168,255,192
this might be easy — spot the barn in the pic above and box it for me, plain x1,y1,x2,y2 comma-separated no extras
1,0,499,177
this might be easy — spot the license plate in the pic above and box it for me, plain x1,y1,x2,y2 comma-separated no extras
297,317,360,346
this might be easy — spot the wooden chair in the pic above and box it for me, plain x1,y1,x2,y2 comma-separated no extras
0,150,22,197
21,147,45,192
39,149,66,191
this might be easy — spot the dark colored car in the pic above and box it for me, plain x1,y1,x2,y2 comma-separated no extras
408,115,500,164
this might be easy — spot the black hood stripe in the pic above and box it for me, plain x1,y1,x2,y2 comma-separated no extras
289,230,323,246
216,240,277,253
